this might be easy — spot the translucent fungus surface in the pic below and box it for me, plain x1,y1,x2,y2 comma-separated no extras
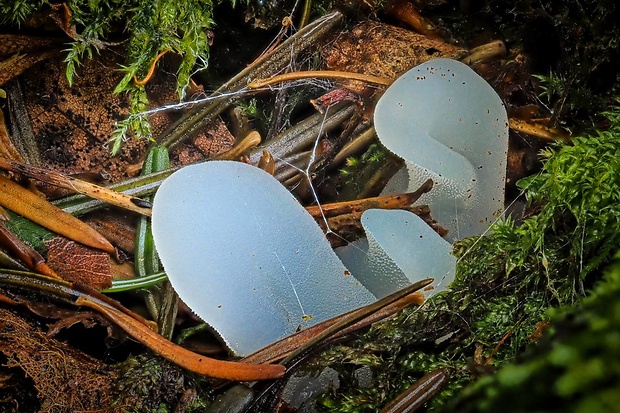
374,58,509,240
151,161,375,356
152,59,508,355
337,209,455,298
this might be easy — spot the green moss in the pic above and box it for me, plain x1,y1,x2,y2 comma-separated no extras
112,354,189,412
442,251,620,413
3,0,215,153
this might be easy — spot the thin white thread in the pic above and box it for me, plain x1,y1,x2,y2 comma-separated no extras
268,106,370,254
274,251,306,316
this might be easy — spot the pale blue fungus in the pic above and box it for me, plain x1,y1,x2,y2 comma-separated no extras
152,161,374,356
375,58,509,240
152,58,507,356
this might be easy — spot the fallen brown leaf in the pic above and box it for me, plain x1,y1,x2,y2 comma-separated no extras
45,237,113,289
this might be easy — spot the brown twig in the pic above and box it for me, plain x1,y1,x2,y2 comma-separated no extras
305,179,434,219
75,295,286,381
243,290,425,365
133,50,170,86
0,223,61,279
0,157,152,216
280,278,434,365
379,368,451,413
248,70,392,89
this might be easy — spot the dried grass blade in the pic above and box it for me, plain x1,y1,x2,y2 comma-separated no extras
0,175,115,254
0,157,152,216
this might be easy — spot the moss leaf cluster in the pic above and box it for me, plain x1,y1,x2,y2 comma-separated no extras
442,251,620,413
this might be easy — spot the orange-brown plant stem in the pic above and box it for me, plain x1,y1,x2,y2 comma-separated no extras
248,70,392,89
0,292,18,305
75,296,286,381
0,269,154,328
243,290,425,365
0,223,61,279
305,179,434,219
280,278,434,365
134,50,170,86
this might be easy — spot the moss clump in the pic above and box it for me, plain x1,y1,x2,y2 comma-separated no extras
2,0,214,98
442,251,620,413
111,354,186,412
315,106,620,412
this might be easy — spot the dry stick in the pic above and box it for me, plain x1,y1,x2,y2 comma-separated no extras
280,278,434,365
0,157,153,216
305,179,434,219
509,118,570,141
75,296,286,381
156,11,344,150
248,70,392,89
0,174,116,254
379,368,451,413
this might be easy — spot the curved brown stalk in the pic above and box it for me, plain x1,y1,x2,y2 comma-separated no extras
134,50,170,86
0,270,284,380
248,70,392,89
242,289,425,365
280,278,433,365
75,296,286,381
305,179,434,219
0,223,60,278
